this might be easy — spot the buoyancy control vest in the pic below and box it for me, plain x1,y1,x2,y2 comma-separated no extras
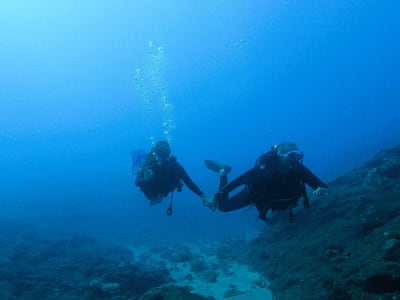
252,150,309,222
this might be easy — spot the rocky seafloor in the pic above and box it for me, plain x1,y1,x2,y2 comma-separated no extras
0,221,176,300
1,144,399,299
0,219,261,299
242,144,400,299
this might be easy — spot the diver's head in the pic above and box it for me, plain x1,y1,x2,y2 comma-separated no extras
275,142,304,162
153,141,171,164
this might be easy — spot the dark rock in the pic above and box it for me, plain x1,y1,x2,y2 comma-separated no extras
326,286,352,300
169,245,193,263
0,221,171,299
184,273,194,280
364,273,400,293
223,287,245,298
384,239,400,261
139,285,212,300
242,144,400,300
89,279,120,293
190,260,208,273
200,269,218,283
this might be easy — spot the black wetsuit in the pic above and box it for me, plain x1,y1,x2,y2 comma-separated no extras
216,150,327,217
135,154,203,200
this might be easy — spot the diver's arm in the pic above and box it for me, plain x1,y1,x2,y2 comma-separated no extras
135,154,155,187
219,167,262,194
178,164,204,197
135,169,145,187
135,164,155,186
297,165,328,189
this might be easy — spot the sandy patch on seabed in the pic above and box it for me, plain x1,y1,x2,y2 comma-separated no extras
130,243,273,300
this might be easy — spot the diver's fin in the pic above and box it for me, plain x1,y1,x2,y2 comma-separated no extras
205,160,232,174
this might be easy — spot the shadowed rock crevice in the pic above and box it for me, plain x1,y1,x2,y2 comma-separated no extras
364,273,400,293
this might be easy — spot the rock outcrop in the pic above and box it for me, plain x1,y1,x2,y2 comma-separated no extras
243,144,400,299
0,222,208,300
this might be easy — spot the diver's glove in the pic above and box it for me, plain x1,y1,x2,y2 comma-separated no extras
313,187,329,199
201,193,217,211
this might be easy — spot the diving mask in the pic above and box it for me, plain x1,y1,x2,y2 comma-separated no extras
282,150,304,162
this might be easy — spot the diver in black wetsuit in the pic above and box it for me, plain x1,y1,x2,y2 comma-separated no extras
204,142,328,222
135,141,210,214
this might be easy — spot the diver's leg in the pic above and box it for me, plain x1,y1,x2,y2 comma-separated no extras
211,168,229,209
217,188,252,212
204,160,231,210
205,160,232,174
219,173,228,189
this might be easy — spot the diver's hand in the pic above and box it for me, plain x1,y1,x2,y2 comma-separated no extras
201,194,217,211
313,187,328,199
143,168,154,181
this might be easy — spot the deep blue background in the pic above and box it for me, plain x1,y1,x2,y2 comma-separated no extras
1,1,399,244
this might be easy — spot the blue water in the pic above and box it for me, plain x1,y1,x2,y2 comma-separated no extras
1,1,399,245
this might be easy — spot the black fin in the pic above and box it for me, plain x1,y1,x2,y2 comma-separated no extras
205,160,231,173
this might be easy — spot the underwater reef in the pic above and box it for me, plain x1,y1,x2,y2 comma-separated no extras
0,221,211,300
1,144,399,299
242,144,400,299
0,216,258,300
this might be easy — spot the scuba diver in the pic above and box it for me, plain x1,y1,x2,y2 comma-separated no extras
135,141,210,215
204,142,328,222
